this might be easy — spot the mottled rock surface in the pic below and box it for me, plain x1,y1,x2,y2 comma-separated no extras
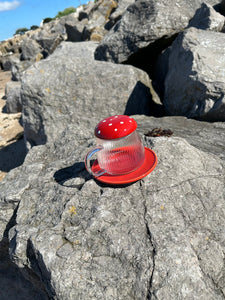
163,27,225,121
95,0,219,63
0,120,224,299
0,0,225,298
21,41,156,148
20,37,43,61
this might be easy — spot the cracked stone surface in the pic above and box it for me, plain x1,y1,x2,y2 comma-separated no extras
0,120,224,299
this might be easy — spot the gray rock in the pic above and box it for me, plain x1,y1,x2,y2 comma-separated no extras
95,0,219,63
51,11,86,42
164,27,225,121
21,41,155,148
0,120,224,299
110,0,135,23
0,54,20,71
135,115,225,161
0,171,49,300
78,1,95,21
188,2,225,31
11,60,34,81
0,0,140,67
20,37,43,61
155,4,225,97
65,19,88,42
5,81,22,113
53,40,98,58
0,202,49,300
35,32,63,56
28,0,129,49
29,16,69,57
82,0,120,41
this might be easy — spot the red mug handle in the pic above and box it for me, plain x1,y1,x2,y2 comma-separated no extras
85,145,106,177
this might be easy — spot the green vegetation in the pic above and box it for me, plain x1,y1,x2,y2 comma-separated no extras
14,24,39,35
43,17,54,24
43,6,77,23
55,7,76,18
14,27,29,35
30,25,39,30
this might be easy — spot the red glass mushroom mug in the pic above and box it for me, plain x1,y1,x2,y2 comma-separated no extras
85,115,145,177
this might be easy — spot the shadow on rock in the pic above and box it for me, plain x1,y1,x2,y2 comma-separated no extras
54,161,137,189
124,81,166,117
0,206,50,300
0,139,27,173
1,104,7,113
94,179,138,189
54,161,91,188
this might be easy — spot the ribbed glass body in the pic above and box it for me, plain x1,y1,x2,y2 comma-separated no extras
95,131,145,175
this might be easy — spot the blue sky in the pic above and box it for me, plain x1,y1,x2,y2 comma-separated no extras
0,0,88,41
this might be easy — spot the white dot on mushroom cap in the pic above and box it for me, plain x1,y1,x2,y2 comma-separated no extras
120,121,124,124
129,120,132,123
103,120,106,123
124,129,127,131
108,123,112,126
115,116,118,118
98,130,101,134
114,128,118,131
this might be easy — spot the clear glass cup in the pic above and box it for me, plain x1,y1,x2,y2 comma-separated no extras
85,130,145,177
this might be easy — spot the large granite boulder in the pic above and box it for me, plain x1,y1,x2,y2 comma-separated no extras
154,3,225,98
21,41,157,148
0,119,224,299
162,27,225,121
94,0,220,64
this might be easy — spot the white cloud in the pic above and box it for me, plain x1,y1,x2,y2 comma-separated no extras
0,1,21,12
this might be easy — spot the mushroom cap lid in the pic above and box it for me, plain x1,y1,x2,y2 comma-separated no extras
95,115,137,140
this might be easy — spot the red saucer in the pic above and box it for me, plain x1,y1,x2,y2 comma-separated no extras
91,147,157,185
